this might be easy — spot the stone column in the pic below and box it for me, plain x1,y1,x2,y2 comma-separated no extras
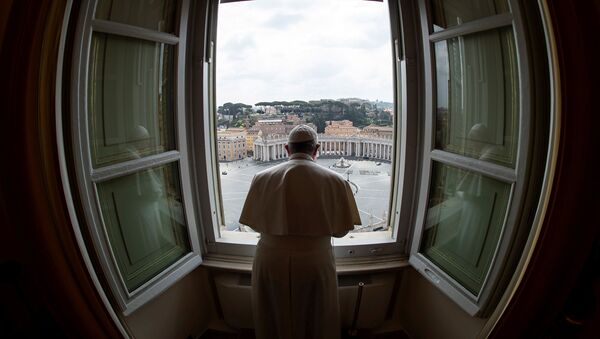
266,145,270,162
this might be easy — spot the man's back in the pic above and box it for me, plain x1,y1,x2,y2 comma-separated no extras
239,125,361,339
239,153,360,236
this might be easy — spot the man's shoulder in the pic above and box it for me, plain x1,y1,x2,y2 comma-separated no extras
254,159,346,183
303,161,346,182
254,161,289,179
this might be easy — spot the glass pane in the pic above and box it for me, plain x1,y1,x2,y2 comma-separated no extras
420,162,511,295
95,0,176,33
434,27,518,167
97,162,190,292
430,0,509,32
88,33,175,168
216,0,395,237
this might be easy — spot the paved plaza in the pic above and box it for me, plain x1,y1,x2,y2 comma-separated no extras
218,157,392,232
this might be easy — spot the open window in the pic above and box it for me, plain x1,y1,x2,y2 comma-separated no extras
408,0,550,316
70,0,201,314
65,0,551,317
199,0,410,258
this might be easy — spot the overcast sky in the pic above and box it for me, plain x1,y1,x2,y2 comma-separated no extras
216,0,394,106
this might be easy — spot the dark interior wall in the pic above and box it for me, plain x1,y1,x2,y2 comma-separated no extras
0,1,217,337
490,0,600,337
124,267,215,339
397,268,487,339
0,1,123,337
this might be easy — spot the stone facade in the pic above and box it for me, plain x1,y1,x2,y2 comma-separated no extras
324,120,360,136
217,128,247,161
253,133,394,162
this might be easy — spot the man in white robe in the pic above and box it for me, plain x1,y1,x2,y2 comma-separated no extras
239,124,361,339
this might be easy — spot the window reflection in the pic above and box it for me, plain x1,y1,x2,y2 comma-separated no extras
434,27,518,167
95,0,176,33
421,162,511,295
96,163,190,291
88,33,175,168
430,0,509,32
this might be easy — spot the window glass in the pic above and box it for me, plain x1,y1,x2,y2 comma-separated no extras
430,0,509,32
88,33,175,168
95,0,177,33
215,0,395,237
96,162,190,291
420,162,511,295
434,27,518,167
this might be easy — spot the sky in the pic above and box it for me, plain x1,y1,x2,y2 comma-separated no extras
215,0,394,106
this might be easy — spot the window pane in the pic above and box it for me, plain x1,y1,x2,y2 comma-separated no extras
88,33,175,168
96,162,190,292
434,27,518,167
216,0,395,237
95,0,176,33
420,162,511,295
430,0,509,32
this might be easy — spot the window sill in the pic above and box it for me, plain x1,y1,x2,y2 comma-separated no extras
201,253,409,274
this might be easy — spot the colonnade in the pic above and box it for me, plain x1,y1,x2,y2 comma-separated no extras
253,137,288,162
253,135,394,162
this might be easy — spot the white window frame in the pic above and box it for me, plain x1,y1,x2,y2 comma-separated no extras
193,0,417,260
70,0,202,315
408,0,535,316
62,0,552,318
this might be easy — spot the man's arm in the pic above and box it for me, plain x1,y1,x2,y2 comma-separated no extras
332,180,361,238
239,175,259,228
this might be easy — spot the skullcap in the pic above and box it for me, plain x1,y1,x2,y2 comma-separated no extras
288,124,318,143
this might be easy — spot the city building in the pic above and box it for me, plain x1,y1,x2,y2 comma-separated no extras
217,128,247,161
253,132,394,162
361,124,394,139
324,119,360,136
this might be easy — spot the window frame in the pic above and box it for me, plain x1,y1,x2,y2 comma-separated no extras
193,0,415,259
408,0,534,316
63,0,552,318
70,0,202,315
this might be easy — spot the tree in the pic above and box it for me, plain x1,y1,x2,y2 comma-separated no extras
218,102,252,118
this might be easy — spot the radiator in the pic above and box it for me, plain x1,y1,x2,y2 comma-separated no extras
213,272,397,330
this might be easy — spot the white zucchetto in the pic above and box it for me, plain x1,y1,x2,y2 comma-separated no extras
287,124,317,143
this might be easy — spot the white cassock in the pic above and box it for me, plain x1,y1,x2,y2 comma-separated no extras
239,152,361,339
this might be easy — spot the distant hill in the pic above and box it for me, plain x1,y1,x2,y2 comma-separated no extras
373,100,393,110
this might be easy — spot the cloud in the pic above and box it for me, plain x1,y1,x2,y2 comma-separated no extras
264,13,304,30
216,0,394,105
